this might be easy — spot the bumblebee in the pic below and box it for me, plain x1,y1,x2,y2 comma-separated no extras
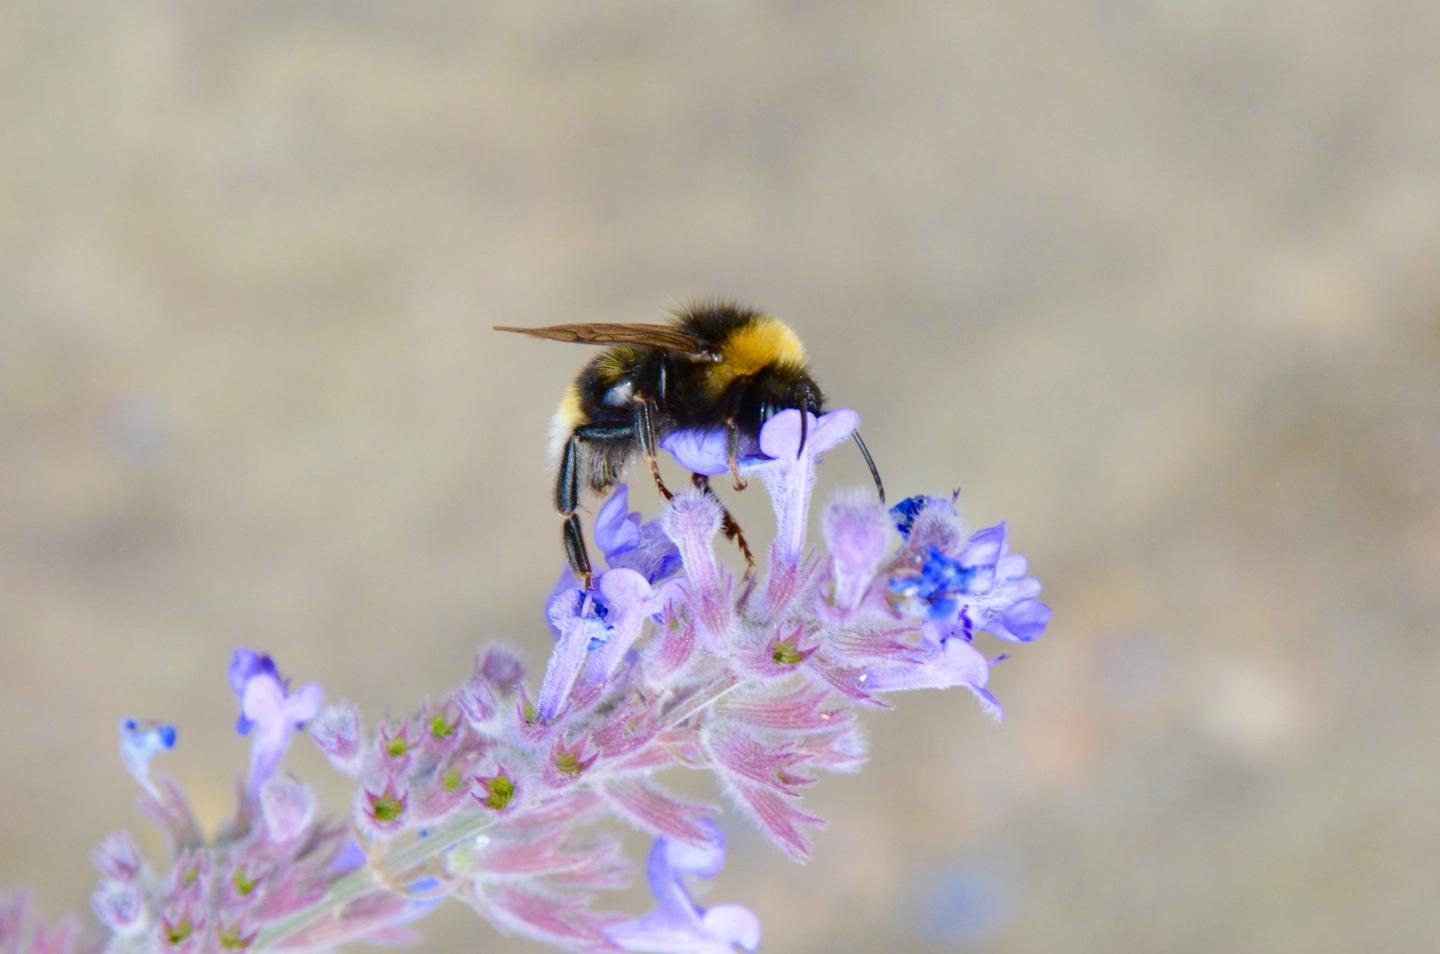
496,303,884,587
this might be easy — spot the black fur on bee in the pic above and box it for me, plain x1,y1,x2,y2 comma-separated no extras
497,302,884,588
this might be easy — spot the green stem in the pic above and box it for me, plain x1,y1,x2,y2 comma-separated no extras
253,670,741,950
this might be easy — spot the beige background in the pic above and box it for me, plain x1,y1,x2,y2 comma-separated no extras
3,3,1438,952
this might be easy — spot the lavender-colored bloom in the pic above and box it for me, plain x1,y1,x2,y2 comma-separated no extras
822,491,894,614
752,409,859,566
890,545,985,621
953,523,1052,642
546,483,682,640
658,428,762,477
228,648,280,735
606,821,760,954
537,588,614,724
91,878,147,936
659,491,733,648
308,701,363,776
861,625,1002,720
598,484,684,585
0,893,81,954
233,649,323,797
91,831,144,883
119,718,176,797
888,521,1051,644
259,776,315,844
594,481,643,555
583,568,661,686
48,403,1051,954
83,655,426,954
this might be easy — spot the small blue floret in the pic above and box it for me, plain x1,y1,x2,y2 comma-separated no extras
890,496,929,537
891,547,985,621
891,494,956,538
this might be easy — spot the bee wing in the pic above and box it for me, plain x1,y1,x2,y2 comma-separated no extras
494,323,712,358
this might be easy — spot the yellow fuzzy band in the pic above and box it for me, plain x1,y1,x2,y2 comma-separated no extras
709,316,806,393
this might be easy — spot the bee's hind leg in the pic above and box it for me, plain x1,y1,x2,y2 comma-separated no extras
555,432,593,589
691,473,756,579
556,423,633,590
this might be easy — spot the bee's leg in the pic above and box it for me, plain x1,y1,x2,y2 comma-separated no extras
561,514,591,590
725,422,748,493
635,401,675,502
556,423,634,589
691,473,755,578
555,432,593,588
725,383,750,493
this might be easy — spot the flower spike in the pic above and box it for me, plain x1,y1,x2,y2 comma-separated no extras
53,402,1049,954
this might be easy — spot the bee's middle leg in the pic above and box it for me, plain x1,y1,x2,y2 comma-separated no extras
691,473,756,578
636,401,674,502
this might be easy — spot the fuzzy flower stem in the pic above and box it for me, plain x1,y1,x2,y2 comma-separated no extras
249,865,380,951
251,672,742,951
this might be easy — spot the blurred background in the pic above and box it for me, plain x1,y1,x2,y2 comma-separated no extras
3,2,1438,951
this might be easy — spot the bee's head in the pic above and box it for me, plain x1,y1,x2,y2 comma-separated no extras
746,367,825,431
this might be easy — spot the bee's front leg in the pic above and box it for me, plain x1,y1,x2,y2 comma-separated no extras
724,382,751,493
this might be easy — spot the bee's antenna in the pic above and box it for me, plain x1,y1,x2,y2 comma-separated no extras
852,430,885,503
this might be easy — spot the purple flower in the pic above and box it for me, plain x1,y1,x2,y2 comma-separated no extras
752,409,859,567
230,649,323,798
61,400,1054,954
537,587,617,724
890,545,985,621
0,893,81,954
954,523,1052,643
861,624,1003,720
605,821,760,954
91,878,147,936
308,701,363,776
659,490,733,649
547,483,682,637
119,718,177,797
259,776,315,844
822,491,895,614
228,648,279,735
91,832,144,882
659,429,763,477
889,523,1051,642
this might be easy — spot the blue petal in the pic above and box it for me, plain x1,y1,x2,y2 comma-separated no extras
998,599,1051,642
959,523,1006,569
890,495,949,537
595,484,643,558
660,428,730,476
